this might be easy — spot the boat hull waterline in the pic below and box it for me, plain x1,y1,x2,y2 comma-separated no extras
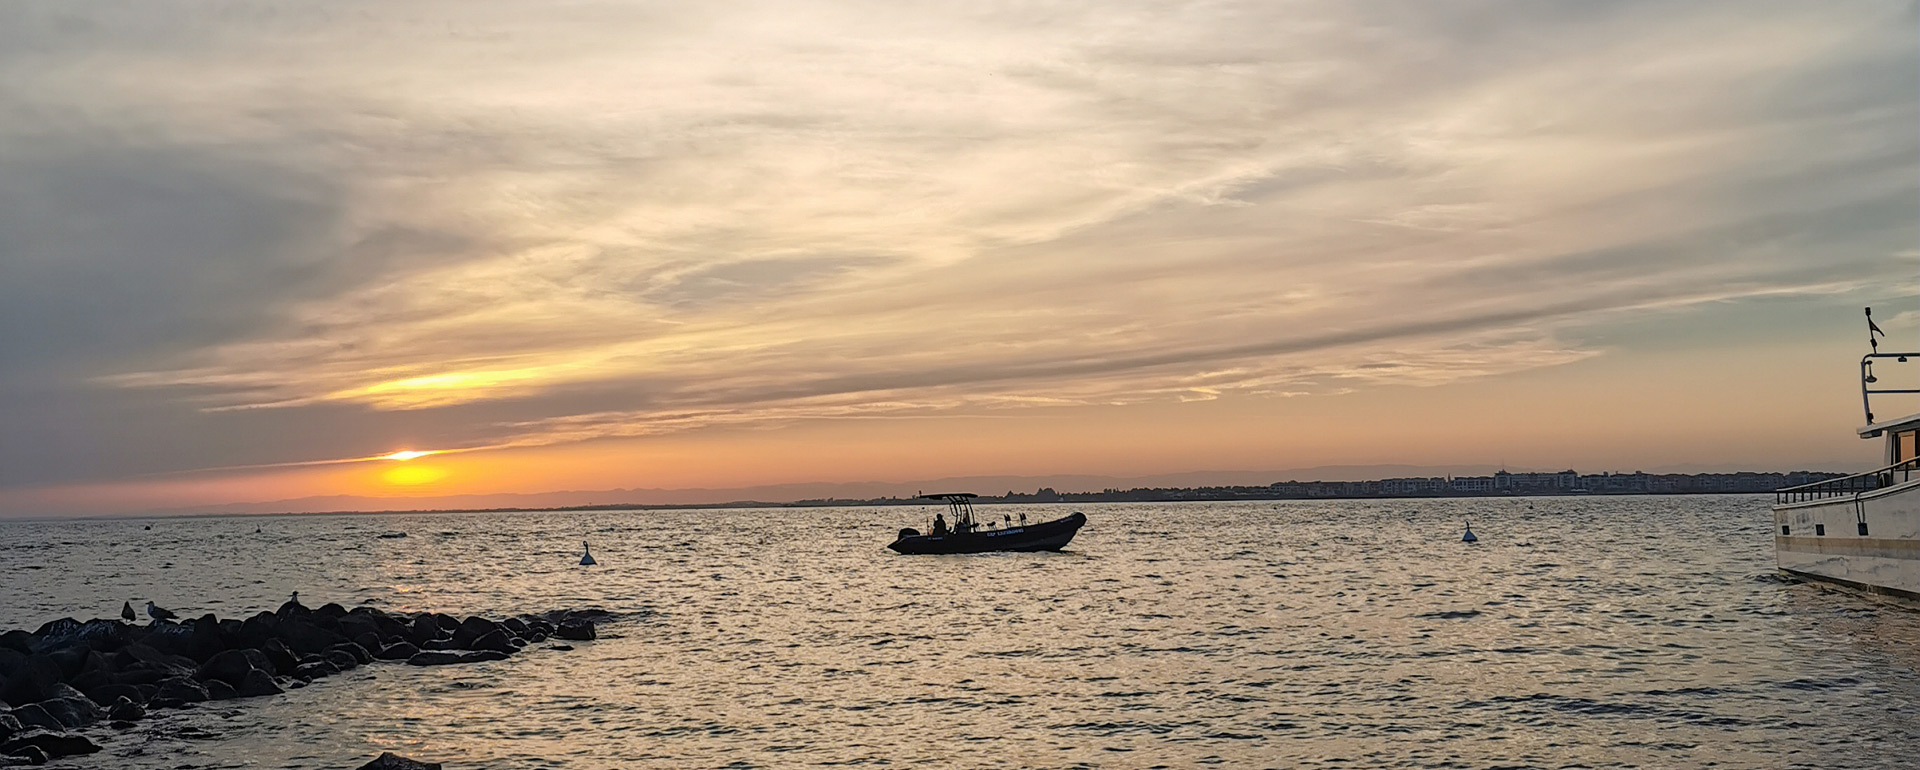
888,512,1087,555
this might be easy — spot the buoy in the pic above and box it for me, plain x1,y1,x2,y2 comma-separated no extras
580,541,597,566
1462,520,1478,543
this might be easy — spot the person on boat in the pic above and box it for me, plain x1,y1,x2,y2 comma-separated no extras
932,512,948,535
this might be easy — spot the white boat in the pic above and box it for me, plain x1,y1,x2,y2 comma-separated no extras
1772,308,1920,602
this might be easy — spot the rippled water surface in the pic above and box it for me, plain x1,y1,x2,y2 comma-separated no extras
3,496,1916,769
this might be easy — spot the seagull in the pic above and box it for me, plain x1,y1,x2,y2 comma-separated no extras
121,602,136,623
1462,520,1478,543
290,591,301,606
145,601,178,621
579,541,597,567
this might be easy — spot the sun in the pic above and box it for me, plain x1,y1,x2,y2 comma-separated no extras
380,450,435,461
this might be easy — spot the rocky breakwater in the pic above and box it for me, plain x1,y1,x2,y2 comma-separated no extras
0,600,607,764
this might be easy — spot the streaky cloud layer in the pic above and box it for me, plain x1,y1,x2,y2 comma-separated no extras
0,1,1914,505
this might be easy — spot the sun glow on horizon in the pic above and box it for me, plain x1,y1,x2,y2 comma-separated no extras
380,450,436,462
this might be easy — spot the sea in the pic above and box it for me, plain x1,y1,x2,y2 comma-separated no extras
1,495,1915,770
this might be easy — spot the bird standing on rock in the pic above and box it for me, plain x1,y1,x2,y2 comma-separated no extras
146,601,178,622
121,601,136,623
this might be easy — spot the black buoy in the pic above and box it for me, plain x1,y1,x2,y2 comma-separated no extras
1462,520,1478,543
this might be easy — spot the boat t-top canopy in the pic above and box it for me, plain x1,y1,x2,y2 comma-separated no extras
918,493,979,529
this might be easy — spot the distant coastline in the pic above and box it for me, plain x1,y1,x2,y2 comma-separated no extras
23,467,1842,521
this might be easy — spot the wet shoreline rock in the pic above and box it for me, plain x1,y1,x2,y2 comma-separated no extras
0,605,609,763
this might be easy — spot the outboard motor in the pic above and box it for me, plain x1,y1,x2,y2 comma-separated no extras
897,528,921,540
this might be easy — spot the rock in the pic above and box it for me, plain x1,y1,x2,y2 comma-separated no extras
0,633,32,656
235,669,282,699
204,679,237,701
546,645,573,652
468,630,518,655
293,661,337,681
502,617,530,636
405,650,509,667
239,612,280,648
324,650,359,672
123,643,197,677
262,639,298,676
451,616,500,648
28,686,102,729
406,615,442,647
277,620,345,656
150,677,208,708
352,632,385,655
6,705,58,733
418,639,460,652
106,697,144,722
0,744,44,765
329,642,373,666
80,683,141,708
355,751,442,770
195,649,270,688
374,642,419,662
0,655,61,705
555,620,596,641
315,603,349,620
0,713,18,742
0,729,101,759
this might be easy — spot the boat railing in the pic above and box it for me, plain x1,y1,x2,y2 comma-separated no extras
1859,351,1920,426
1775,457,1920,504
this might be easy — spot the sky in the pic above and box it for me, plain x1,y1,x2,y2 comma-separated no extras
1,0,1916,516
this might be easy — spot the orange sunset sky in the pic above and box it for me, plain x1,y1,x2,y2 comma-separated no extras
1,1,1916,516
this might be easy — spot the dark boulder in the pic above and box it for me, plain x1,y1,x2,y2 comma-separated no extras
315,603,349,620
502,617,530,636
468,630,518,655
278,620,346,656
0,655,61,705
1,744,45,765
205,679,237,701
30,685,102,729
27,619,80,646
324,650,360,672
0,647,22,680
293,660,338,681
0,713,19,742
405,650,509,666
235,669,282,699
355,751,442,770
352,632,385,655
106,697,144,722
0,632,32,656
451,616,500,648
149,677,208,708
0,729,101,760
239,612,280,648
419,639,461,652
374,642,418,661
406,615,441,646
329,642,373,666
123,643,197,676
109,667,169,687
262,639,298,676
80,683,141,708
555,620,596,641
7,705,59,732
195,649,271,688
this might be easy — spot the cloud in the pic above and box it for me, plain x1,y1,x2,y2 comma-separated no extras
0,0,1914,487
